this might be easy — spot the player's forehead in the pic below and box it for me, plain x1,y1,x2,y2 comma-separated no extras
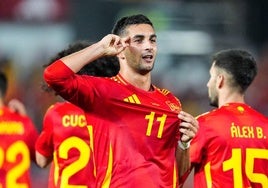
125,24,156,38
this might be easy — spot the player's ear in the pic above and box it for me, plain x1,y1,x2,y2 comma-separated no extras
216,74,224,89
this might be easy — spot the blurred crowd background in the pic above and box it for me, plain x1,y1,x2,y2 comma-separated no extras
0,0,268,187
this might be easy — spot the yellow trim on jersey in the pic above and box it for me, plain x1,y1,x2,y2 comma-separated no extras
173,162,177,188
160,88,170,95
101,143,113,188
204,162,212,188
87,125,96,177
53,151,59,187
116,75,128,85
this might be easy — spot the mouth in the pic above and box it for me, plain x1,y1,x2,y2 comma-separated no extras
142,54,153,62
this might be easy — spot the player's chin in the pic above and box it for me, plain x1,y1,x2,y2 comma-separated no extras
209,98,218,107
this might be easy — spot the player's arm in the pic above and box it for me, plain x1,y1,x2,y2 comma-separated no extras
176,111,199,182
59,34,128,73
35,109,54,168
35,151,52,168
176,147,193,187
43,35,128,104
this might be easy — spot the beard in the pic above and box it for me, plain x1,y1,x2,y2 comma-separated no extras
138,62,154,75
209,95,219,108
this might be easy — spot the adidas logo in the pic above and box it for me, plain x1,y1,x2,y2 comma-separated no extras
123,94,141,104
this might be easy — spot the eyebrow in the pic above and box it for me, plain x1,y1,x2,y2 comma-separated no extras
133,34,157,39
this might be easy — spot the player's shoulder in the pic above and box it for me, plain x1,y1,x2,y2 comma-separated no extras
46,102,64,111
155,86,174,96
246,105,268,122
196,108,220,122
0,107,34,124
158,88,172,95
223,103,268,119
87,75,122,86
46,102,80,113
157,86,181,102
109,75,128,85
0,106,24,118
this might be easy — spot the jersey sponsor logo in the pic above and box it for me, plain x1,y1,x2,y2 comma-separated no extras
0,121,24,134
123,94,141,104
62,115,87,127
230,122,266,139
166,101,181,113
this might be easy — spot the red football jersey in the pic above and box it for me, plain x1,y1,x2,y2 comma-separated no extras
191,103,268,188
35,102,95,188
0,106,38,188
44,60,182,188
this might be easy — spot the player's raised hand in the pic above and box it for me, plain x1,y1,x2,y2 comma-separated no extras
100,34,129,56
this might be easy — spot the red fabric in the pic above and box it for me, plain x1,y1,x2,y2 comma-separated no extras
0,106,38,188
44,60,183,187
35,102,95,188
191,103,268,188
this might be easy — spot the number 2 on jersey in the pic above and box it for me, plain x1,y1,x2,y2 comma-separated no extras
56,136,91,188
0,141,30,188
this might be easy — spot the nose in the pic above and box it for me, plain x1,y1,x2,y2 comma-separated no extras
206,80,209,88
144,40,155,51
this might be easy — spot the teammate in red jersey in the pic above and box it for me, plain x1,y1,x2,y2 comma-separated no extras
189,49,268,188
35,41,119,188
43,14,198,187
0,72,39,188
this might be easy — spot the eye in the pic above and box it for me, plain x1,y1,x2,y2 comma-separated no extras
151,39,156,43
134,39,142,43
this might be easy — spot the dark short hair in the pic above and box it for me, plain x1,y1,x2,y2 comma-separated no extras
112,14,153,36
212,49,257,93
0,72,7,98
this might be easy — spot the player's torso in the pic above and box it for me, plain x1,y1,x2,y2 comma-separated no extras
86,76,181,188
47,102,95,188
0,107,32,188
195,103,268,188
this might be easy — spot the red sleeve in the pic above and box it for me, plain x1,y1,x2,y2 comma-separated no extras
190,117,206,164
35,107,54,157
23,116,39,161
43,60,95,111
44,60,74,82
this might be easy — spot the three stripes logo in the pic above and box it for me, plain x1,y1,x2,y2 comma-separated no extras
123,94,141,104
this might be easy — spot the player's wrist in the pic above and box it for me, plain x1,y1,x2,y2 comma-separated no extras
178,140,190,150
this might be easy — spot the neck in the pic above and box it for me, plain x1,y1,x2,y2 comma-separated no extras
119,70,152,91
218,90,245,107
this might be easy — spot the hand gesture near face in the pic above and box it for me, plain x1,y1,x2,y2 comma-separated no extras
99,34,130,56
